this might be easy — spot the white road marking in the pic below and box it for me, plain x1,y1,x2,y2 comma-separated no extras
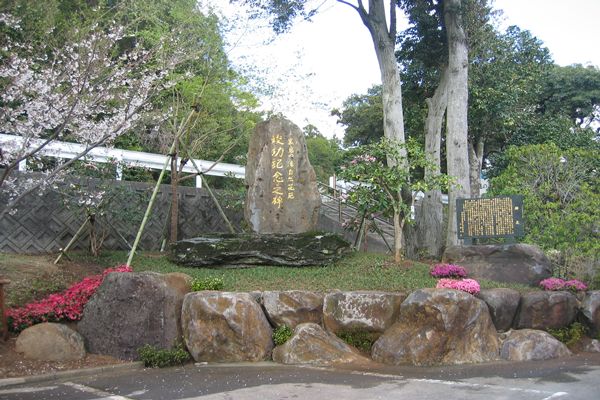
63,381,134,400
542,393,569,400
0,386,58,395
125,389,149,396
408,377,557,395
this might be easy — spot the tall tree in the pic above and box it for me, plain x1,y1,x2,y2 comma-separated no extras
443,0,471,246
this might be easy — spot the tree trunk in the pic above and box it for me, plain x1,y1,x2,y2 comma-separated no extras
358,1,406,154
351,0,408,260
444,0,471,247
169,145,179,244
393,210,404,262
411,67,449,259
468,138,484,198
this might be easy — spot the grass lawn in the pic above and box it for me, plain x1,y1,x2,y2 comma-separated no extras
70,250,532,293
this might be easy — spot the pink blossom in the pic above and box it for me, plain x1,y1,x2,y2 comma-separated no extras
539,277,587,292
436,278,480,295
430,263,468,278
6,265,132,332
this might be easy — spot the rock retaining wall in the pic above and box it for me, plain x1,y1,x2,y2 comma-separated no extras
73,273,600,366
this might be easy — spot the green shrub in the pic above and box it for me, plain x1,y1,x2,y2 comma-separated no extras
338,331,376,353
191,276,224,291
548,322,587,347
273,325,293,346
488,143,599,278
137,343,191,368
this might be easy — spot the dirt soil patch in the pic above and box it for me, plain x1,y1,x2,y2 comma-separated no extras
0,253,127,379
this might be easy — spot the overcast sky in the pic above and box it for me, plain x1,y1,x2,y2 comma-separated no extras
214,0,600,139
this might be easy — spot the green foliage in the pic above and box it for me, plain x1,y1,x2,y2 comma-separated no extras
489,143,599,280
272,325,293,346
191,276,225,291
547,322,587,347
338,331,376,353
304,125,343,182
137,343,191,368
332,86,385,147
539,64,600,127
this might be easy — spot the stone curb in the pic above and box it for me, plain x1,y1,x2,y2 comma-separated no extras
0,361,144,388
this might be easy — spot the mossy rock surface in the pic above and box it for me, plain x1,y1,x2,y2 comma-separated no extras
170,232,351,267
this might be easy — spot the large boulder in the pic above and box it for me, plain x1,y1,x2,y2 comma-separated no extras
245,116,321,234
15,323,85,361
262,291,324,328
323,291,405,335
581,291,600,335
477,288,521,332
78,272,191,360
181,292,273,362
170,232,350,267
442,244,552,286
272,323,371,366
371,289,500,366
514,291,578,330
500,329,571,361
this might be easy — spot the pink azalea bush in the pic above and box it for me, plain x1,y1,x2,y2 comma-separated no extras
539,277,587,292
430,263,468,279
436,278,481,295
7,265,132,332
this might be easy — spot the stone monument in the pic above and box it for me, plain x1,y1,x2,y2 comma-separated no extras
169,116,350,267
245,116,321,234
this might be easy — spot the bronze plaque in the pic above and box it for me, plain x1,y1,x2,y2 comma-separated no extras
457,196,524,239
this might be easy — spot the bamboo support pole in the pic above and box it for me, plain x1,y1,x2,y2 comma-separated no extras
54,216,90,264
200,174,236,234
126,142,176,266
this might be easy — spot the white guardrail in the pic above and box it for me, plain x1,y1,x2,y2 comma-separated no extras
0,133,245,188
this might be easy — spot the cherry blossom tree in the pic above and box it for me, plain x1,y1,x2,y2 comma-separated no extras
0,13,182,218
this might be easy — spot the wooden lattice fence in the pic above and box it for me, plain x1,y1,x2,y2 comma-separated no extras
0,175,243,254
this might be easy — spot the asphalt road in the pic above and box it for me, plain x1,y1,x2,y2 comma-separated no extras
1,353,600,400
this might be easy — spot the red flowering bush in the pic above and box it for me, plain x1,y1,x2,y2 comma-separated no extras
430,263,468,279
539,277,587,292
436,278,481,295
7,265,132,333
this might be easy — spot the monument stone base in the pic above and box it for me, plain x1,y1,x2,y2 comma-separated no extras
170,232,351,268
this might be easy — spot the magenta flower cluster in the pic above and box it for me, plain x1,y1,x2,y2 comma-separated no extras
430,263,468,278
539,277,587,292
436,278,481,295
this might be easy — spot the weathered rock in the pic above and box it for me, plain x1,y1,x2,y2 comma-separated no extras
500,329,572,361
443,244,552,286
272,323,371,365
477,288,521,332
262,291,324,328
371,289,500,366
181,292,273,362
323,291,405,335
583,339,600,353
581,291,600,335
245,116,321,234
78,272,191,360
170,232,351,267
514,291,578,330
16,323,85,361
